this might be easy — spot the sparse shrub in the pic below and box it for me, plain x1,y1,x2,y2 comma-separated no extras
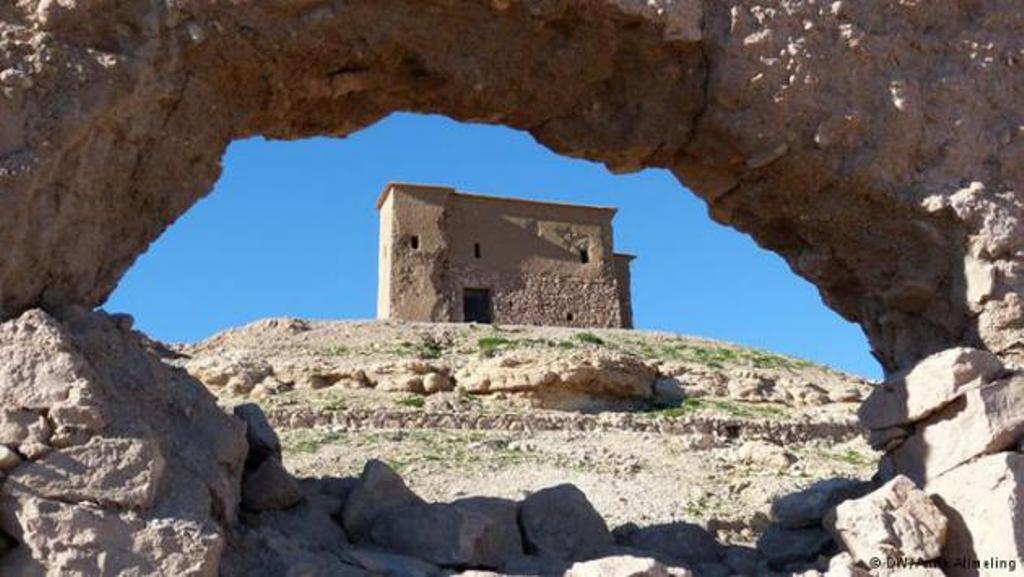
573,332,605,346
478,335,515,357
396,396,425,409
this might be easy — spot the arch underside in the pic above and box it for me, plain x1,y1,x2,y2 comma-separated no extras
0,0,1021,373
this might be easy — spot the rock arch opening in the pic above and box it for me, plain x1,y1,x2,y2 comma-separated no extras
1,0,1021,573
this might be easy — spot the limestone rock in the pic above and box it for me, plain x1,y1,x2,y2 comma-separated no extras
234,403,282,467
241,457,302,512
826,476,947,566
883,375,1024,483
0,309,247,575
519,484,614,561
925,451,1024,577
341,459,425,542
342,548,441,577
859,347,1004,430
369,501,522,568
4,436,165,510
456,351,656,406
0,446,21,471
186,354,273,394
565,555,693,577
614,521,723,566
755,525,833,569
771,478,872,529
1,496,225,577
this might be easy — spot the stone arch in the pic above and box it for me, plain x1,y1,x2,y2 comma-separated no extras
3,1,1019,375
1,0,1023,571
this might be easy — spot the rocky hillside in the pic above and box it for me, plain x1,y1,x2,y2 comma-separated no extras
157,318,888,573
173,318,871,418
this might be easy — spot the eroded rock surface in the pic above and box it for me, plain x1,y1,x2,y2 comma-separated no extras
0,0,1020,377
0,308,247,576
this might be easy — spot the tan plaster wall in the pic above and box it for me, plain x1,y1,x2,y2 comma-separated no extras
381,184,631,328
384,185,453,322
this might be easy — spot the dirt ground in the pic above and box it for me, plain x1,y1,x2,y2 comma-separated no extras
171,318,880,547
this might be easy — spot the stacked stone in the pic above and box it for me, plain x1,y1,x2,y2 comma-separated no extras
857,348,1024,575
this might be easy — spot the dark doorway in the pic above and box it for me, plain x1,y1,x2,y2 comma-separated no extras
463,288,492,324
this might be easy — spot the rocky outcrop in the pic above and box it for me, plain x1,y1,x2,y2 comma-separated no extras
858,347,1024,567
925,452,1024,577
1,0,1022,380
826,476,948,571
0,308,247,575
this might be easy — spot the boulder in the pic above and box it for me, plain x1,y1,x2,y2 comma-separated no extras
823,553,869,577
240,491,349,553
369,501,522,568
4,436,165,510
0,310,248,575
234,403,282,467
826,476,947,566
343,548,441,577
771,478,872,529
520,484,614,561
722,546,759,576
341,459,424,541
883,375,1024,483
614,521,724,566
0,446,21,471
500,554,572,575
859,347,1004,430
241,457,303,511
755,525,833,569
925,451,1024,577
565,555,692,577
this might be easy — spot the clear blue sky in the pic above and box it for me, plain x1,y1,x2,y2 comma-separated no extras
105,113,880,378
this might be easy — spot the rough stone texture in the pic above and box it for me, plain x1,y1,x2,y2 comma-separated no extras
5,436,166,510
614,522,723,566
925,451,1024,577
859,347,1005,430
341,459,425,542
240,456,303,512
519,484,614,561
378,183,633,328
0,308,247,576
455,350,657,408
565,555,692,577
883,375,1024,483
826,476,947,567
1,0,1023,568
234,403,282,467
770,478,872,529
755,525,834,569
369,502,523,568
0,0,1020,378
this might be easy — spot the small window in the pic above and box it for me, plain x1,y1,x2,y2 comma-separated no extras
409,235,420,250
474,243,481,259
579,248,589,263
566,312,574,322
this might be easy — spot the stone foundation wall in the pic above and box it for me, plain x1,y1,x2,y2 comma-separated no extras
447,264,625,328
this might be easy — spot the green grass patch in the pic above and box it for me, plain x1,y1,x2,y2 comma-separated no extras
644,397,789,420
477,335,516,357
624,339,813,370
395,396,426,409
573,332,605,346
825,449,873,466
391,334,446,359
280,429,345,454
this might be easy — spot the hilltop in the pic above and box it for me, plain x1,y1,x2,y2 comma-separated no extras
165,319,878,546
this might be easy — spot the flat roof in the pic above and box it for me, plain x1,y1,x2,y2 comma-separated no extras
376,181,619,215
